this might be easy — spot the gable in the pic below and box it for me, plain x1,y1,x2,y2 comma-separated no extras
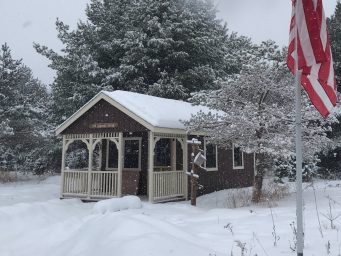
56,90,217,135
61,99,148,135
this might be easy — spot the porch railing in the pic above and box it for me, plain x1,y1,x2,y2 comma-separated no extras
153,170,185,201
62,170,118,199
62,169,185,201
154,166,172,172
90,171,118,197
62,169,88,197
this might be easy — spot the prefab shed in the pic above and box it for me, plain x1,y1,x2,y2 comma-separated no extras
56,90,255,203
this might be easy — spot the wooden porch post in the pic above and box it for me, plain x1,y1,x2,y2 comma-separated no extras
60,135,66,198
117,132,123,197
183,139,188,200
87,134,93,199
170,139,176,171
100,139,107,171
148,131,154,202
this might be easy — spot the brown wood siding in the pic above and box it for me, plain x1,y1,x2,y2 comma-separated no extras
61,99,148,134
122,170,140,195
217,149,254,191
187,136,255,197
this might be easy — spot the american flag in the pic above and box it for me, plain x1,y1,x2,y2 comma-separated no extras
287,0,337,118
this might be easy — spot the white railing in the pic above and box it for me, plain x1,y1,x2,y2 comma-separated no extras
90,171,118,197
153,170,185,200
62,170,88,196
62,170,118,198
154,166,172,172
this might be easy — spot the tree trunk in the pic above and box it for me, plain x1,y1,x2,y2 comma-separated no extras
252,174,263,203
251,154,264,203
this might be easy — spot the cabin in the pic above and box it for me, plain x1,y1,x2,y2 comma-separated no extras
56,90,255,203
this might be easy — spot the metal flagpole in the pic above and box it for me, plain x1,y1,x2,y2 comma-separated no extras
294,1,304,255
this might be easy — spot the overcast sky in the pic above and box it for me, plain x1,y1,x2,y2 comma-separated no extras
0,0,338,85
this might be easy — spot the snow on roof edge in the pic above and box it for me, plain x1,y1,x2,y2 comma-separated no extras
101,90,216,130
55,91,104,135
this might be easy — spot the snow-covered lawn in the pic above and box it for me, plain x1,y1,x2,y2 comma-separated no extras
1,176,341,256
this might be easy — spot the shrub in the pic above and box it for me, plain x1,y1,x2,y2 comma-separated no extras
0,169,17,183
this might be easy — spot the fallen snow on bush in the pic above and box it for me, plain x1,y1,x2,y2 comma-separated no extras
1,176,341,256
92,196,142,214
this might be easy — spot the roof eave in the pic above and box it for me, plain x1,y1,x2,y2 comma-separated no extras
55,91,104,136
55,91,156,136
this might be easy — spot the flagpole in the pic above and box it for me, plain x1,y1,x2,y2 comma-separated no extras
294,1,304,255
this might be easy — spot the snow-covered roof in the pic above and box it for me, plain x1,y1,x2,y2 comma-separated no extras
56,90,216,135
102,90,212,130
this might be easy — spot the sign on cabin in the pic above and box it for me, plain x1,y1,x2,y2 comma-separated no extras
90,122,118,129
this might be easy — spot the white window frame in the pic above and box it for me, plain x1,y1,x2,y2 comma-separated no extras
204,139,218,171
106,137,142,171
232,144,244,170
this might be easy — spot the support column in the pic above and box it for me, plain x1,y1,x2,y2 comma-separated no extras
100,139,107,171
148,131,155,202
170,139,176,171
87,134,93,199
60,135,66,198
183,139,188,200
117,132,123,197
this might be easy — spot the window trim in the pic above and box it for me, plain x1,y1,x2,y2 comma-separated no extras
106,137,142,171
232,144,244,170
204,139,218,171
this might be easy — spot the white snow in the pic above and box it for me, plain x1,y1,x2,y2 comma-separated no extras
92,196,142,214
1,176,341,256
103,90,216,129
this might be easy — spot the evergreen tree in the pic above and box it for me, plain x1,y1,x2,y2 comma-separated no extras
0,43,51,174
327,1,341,91
34,0,247,124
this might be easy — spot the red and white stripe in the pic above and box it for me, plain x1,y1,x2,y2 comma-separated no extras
287,0,337,118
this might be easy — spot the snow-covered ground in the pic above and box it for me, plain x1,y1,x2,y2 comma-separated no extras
1,176,341,256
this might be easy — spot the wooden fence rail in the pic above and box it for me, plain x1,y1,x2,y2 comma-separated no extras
153,170,185,200
62,170,118,199
90,171,118,197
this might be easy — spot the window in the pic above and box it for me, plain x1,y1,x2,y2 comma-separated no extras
233,145,244,169
124,138,141,169
107,140,118,169
205,140,218,170
106,138,141,170
154,138,171,167
176,140,183,171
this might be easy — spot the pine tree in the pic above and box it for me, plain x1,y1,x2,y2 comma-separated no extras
327,1,341,91
0,43,51,174
34,0,248,124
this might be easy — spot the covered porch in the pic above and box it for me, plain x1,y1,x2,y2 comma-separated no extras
60,131,188,203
